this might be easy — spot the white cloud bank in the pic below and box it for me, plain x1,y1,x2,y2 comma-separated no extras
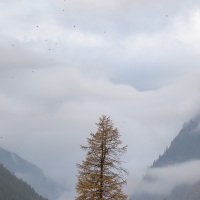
132,160,200,196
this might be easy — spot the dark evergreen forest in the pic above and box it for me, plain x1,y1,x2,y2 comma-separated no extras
0,163,47,200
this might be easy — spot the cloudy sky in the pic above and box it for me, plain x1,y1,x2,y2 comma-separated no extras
1,0,200,199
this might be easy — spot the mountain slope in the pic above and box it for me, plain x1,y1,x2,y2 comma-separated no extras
131,115,200,200
168,182,200,200
0,146,65,200
0,163,47,200
152,115,200,167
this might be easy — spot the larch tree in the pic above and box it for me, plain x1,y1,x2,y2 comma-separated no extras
76,115,128,200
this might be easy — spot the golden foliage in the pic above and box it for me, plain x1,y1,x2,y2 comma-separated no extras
76,115,128,200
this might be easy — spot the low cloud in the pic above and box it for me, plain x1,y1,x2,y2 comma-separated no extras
132,160,200,196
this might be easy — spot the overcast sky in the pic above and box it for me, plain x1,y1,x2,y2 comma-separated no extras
1,0,200,199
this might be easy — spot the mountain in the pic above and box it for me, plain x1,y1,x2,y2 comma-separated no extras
0,163,47,200
152,115,200,167
131,115,200,200
0,146,65,200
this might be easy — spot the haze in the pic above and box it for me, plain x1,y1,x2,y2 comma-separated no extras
1,0,200,199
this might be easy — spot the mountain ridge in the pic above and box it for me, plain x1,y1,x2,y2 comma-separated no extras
0,146,66,200
0,163,47,200
152,114,200,168
131,114,200,200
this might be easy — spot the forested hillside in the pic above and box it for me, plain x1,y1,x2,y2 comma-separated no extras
152,115,200,167
0,146,64,200
0,163,47,200
131,115,200,200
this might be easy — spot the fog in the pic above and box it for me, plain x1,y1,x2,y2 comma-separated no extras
131,160,200,196
1,0,200,199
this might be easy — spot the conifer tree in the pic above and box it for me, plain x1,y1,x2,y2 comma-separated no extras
76,115,128,200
